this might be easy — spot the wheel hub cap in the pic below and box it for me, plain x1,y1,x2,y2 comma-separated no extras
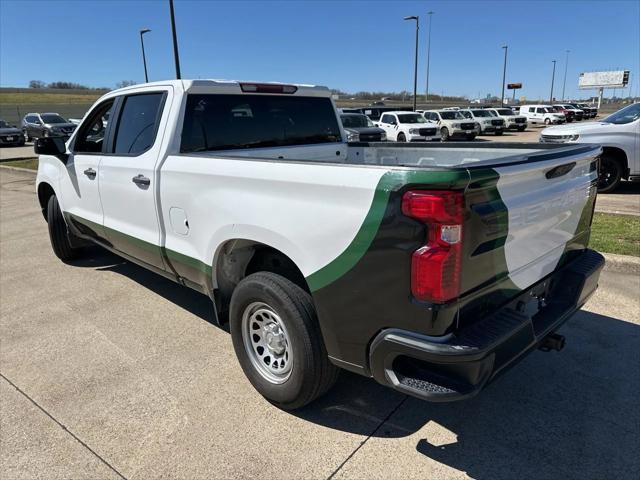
241,302,293,384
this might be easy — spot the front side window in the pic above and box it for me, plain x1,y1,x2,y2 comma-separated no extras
181,94,341,153
74,100,114,153
113,93,164,155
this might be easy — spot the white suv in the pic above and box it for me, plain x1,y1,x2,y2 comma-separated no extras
485,108,528,132
421,110,480,141
375,111,439,142
520,105,566,125
462,109,506,136
540,102,640,192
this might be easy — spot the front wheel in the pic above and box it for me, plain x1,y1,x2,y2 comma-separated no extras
465,133,476,141
495,130,503,136
397,132,406,142
47,195,81,261
230,272,339,410
544,118,551,125
597,155,623,193
518,126,526,132
440,127,450,141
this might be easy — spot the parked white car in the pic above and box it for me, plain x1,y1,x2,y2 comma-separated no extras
540,102,640,192
375,111,438,142
420,110,480,141
462,109,506,135
520,105,566,125
485,108,528,131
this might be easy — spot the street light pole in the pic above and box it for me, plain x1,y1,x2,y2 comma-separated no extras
425,11,434,102
561,50,570,101
168,0,181,79
550,60,557,104
139,28,151,83
404,15,419,111
500,45,508,107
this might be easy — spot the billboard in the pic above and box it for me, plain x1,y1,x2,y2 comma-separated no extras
507,83,522,89
579,70,630,89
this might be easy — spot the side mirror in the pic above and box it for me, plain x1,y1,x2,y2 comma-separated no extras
35,137,69,164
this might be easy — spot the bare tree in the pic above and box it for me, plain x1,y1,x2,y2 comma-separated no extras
29,80,46,88
115,80,137,89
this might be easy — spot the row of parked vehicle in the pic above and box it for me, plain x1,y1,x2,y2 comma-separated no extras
0,113,78,147
338,102,599,143
339,106,528,142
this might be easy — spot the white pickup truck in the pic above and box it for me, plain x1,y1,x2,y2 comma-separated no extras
36,79,604,409
541,102,640,192
375,111,439,142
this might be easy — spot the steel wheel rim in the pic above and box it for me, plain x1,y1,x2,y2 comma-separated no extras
241,302,293,384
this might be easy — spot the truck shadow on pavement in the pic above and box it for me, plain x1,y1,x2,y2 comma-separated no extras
71,247,638,479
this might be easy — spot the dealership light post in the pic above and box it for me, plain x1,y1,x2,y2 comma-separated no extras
169,0,182,79
404,15,419,111
561,50,570,101
550,60,557,104
500,45,508,107
139,28,151,83
425,11,434,102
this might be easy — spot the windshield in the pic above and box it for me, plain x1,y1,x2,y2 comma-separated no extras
602,103,640,124
471,110,492,117
440,111,465,120
340,114,371,128
460,111,472,118
0,120,9,128
543,107,556,113
397,114,427,124
40,114,67,124
496,109,514,116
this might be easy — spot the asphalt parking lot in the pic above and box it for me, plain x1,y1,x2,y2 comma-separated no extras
1,167,639,480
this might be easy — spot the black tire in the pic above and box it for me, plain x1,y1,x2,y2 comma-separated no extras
47,195,79,261
597,155,623,193
229,272,339,410
440,127,450,141
544,118,551,125
495,130,504,136
465,134,476,141
397,132,406,142
518,126,526,132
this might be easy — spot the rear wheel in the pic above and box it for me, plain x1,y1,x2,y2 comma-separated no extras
397,132,406,142
47,195,80,261
597,155,623,193
495,130,503,136
230,272,339,410
544,118,551,125
440,127,450,141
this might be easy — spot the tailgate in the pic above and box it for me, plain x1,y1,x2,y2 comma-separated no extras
461,145,601,298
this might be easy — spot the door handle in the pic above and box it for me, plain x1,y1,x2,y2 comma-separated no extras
132,174,151,187
83,168,96,179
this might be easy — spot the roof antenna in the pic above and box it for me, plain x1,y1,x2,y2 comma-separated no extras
169,0,182,79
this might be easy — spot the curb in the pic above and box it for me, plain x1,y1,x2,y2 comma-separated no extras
602,252,640,275
0,165,37,175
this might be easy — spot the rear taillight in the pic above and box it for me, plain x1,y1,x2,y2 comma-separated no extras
402,190,464,303
239,83,298,94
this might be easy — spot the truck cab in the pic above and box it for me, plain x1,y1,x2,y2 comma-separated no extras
421,110,480,141
485,107,528,131
462,108,506,135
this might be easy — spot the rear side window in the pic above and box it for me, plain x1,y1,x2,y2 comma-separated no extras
113,93,164,155
181,94,341,153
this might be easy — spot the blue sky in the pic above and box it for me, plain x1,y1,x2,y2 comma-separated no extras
1,0,638,99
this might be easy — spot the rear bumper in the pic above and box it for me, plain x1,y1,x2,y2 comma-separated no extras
369,249,604,402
